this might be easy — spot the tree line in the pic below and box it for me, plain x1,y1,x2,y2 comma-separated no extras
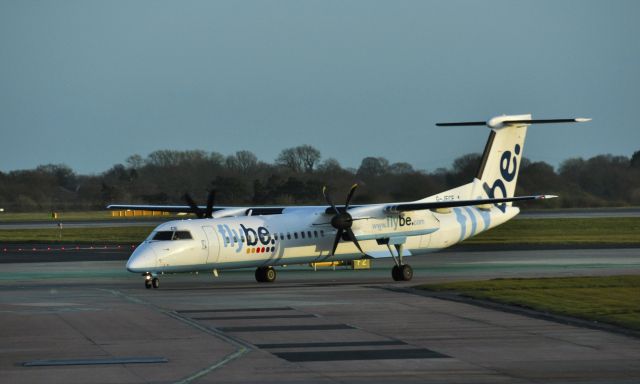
1,145,639,212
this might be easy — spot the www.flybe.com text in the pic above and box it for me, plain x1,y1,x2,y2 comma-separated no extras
371,216,425,231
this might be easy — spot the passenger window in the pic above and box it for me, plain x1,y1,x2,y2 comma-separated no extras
287,233,291,240
320,230,325,237
294,232,298,239
314,230,318,238
307,231,312,238
301,231,305,239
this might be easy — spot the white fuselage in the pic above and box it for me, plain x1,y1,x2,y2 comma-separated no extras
126,204,518,274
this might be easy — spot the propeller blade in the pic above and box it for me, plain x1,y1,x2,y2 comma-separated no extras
330,229,343,256
344,184,358,210
322,186,340,215
183,193,203,218
205,190,216,218
346,228,364,254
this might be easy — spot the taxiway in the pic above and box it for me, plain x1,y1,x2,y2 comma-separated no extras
1,247,639,383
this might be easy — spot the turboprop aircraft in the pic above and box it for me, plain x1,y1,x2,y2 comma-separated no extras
108,114,590,288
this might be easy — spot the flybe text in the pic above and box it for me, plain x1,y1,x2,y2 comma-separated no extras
217,224,275,252
372,216,425,231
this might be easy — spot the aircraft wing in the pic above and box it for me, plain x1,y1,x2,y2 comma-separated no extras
382,195,556,213
107,195,555,217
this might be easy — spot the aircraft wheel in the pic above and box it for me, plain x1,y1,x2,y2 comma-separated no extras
391,265,402,281
152,277,160,289
264,267,277,283
255,267,265,282
145,279,152,289
400,264,413,281
255,267,276,283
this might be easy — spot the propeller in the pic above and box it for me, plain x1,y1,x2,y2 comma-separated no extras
322,184,364,256
182,190,216,219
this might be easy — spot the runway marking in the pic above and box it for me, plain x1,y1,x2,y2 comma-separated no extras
219,324,354,332
273,348,448,362
24,357,167,367
177,306,293,313
193,314,316,320
256,340,408,349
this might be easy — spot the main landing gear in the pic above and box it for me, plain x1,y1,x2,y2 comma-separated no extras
387,243,413,282
255,266,277,283
143,273,160,289
391,264,413,281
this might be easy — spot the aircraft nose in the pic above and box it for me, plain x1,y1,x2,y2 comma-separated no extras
126,245,157,273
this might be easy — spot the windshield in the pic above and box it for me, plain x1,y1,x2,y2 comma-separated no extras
151,230,193,241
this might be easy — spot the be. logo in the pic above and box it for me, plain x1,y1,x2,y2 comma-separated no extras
482,144,520,213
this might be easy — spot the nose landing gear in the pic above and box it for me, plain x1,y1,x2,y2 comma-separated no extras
143,273,160,289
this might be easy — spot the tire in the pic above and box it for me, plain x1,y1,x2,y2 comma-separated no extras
145,279,152,289
400,264,413,281
255,268,265,282
391,265,402,281
152,277,160,289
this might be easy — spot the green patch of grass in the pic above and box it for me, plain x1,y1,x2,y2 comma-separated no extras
0,226,155,243
0,211,115,221
466,218,640,244
1,217,639,245
0,211,179,221
418,275,640,331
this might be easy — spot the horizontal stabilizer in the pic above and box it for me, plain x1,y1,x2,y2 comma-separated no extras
437,116,591,129
435,121,486,127
384,195,557,213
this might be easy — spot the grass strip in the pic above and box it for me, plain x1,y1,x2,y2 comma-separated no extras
0,217,639,244
0,211,178,221
418,275,640,331
0,226,155,243
466,217,640,244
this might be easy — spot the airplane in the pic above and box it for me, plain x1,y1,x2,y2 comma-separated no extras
108,114,590,288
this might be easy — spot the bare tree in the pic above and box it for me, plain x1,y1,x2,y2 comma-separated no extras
296,145,321,172
226,150,258,173
276,145,321,173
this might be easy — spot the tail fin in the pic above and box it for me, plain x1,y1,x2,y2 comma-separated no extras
435,114,591,212
476,114,530,203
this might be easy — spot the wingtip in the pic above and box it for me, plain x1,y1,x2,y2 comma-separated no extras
540,195,559,199
575,118,592,123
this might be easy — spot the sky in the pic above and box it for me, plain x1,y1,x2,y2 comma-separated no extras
1,0,639,174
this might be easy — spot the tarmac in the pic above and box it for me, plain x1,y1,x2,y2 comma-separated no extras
1,248,640,383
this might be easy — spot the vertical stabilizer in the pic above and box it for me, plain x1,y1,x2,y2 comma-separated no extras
476,114,530,208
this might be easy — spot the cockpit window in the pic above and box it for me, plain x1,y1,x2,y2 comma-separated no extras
152,230,192,241
173,231,193,240
153,231,174,240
